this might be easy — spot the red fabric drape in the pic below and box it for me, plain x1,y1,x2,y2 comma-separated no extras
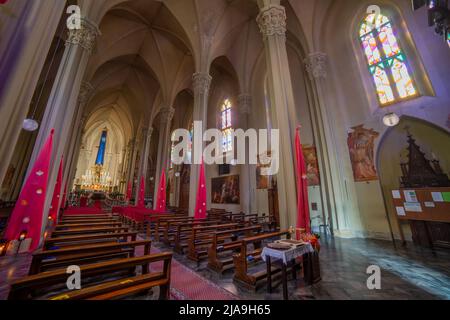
137,176,145,208
48,157,63,222
194,160,207,220
295,127,311,234
4,129,54,251
155,170,166,212
126,181,132,201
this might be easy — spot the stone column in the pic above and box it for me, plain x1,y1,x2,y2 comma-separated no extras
127,138,138,194
238,94,254,214
153,107,175,208
27,18,99,239
304,52,349,235
135,126,153,206
256,0,298,229
0,0,66,184
66,113,88,193
64,82,93,189
188,73,211,216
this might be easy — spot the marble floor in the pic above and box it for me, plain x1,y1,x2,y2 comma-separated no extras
157,235,450,300
1,235,449,300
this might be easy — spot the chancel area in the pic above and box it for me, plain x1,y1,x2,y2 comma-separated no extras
0,0,449,301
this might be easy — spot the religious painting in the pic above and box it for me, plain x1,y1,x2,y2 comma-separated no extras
302,146,320,186
256,151,271,189
211,175,240,204
347,125,379,182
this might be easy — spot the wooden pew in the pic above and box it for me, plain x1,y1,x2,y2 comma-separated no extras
29,240,151,275
166,220,220,248
61,214,113,220
187,223,239,262
232,230,294,290
59,218,119,224
43,231,138,250
144,214,187,239
54,221,123,230
156,217,204,243
172,220,223,253
154,216,198,239
8,253,173,300
207,225,263,273
50,226,130,238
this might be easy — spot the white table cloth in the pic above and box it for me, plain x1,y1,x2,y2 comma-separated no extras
261,243,314,265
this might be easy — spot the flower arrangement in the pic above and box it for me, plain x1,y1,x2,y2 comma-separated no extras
299,233,321,253
289,226,321,253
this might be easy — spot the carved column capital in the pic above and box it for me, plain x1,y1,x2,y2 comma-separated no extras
238,94,252,114
256,5,287,41
304,52,328,80
66,18,100,54
192,72,212,96
78,82,94,106
160,107,175,125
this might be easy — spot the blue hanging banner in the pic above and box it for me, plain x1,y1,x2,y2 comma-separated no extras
95,130,107,166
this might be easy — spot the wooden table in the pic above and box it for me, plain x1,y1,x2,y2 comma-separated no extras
262,243,314,300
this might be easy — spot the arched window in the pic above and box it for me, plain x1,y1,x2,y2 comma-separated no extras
220,99,233,153
359,13,417,105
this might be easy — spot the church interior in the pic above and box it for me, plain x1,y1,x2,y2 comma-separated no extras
0,0,449,302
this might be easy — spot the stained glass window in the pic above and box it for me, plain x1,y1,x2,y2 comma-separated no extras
359,13,417,105
95,130,107,166
221,99,233,153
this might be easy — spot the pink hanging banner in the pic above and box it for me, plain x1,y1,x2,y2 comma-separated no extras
194,160,207,220
155,170,167,213
126,181,132,201
4,129,54,251
295,127,311,235
137,175,145,208
48,156,63,223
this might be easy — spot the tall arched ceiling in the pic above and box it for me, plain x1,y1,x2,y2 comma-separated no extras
82,0,311,123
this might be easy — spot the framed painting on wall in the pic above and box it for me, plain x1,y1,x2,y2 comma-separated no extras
211,175,240,204
347,125,379,182
302,145,320,186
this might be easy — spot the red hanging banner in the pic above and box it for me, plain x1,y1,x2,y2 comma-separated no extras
194,160,207,220
137,175,145,208
155,170,167,213
4,129,54,251
295,127,311,234
48,156,63,222
126,181,132,201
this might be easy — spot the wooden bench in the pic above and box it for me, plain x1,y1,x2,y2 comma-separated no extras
187,223,239,262
172,220,225,253
29,240,151,275
207,225,263,273
44,231,138,250
50,226,130,238
154,216,197,242
61,214,114,220
158,218,216,244
54,222,123,230
233,230,293,290
144,214,187,239
8,253,172,300
60,218,119,224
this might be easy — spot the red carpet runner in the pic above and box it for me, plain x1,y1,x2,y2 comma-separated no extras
136,243,237,300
